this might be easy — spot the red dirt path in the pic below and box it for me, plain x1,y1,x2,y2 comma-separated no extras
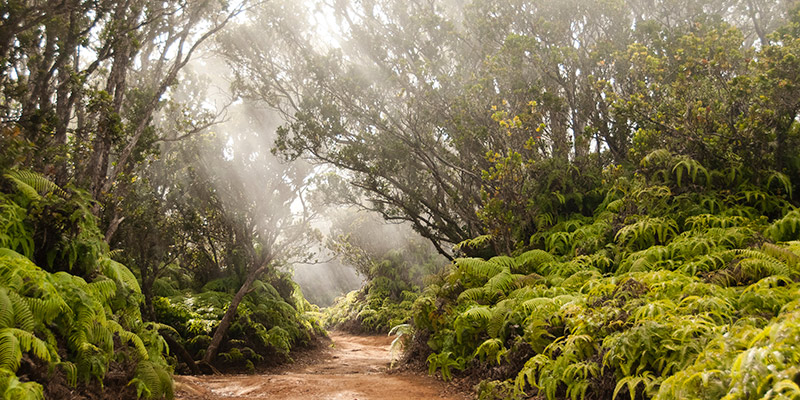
174,332,468,399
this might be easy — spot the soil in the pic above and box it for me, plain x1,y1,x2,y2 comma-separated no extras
174,331,470,400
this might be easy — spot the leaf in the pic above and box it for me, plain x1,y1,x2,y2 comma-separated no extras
613,372,654,400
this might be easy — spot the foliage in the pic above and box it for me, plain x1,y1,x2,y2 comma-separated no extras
5,1,800,399
154,274,324,372
323,216,444,333
228,0,799,259
0,172,172,398
407,152,800,399
322,256,422,333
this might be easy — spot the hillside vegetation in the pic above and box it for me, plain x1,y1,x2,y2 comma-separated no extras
0,169,324,399
413,153,800,399
0,171,173,398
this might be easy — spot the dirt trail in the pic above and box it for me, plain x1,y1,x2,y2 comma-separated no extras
174,332,467,399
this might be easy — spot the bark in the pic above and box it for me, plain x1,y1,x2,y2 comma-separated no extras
160,330,201,375
746,0,768,46
104,213,125,243
141,274,156,322
202,260,272,367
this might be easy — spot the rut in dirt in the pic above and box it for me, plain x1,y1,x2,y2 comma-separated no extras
174,332,465,399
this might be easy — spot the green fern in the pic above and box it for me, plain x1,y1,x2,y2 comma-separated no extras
455,235,493,254
513,249,555,274
767,209,800,242
3,170,67,201
452,257,504,286
0,196,33,258
640,149,674,169
129,360,173,399
614,372,657,400
766,171,793,199
100,257,142,294
0,369,44,400
0,328,53,371
474,338,508,365
616,217,678,250
426,351,463,381
672,158,710,187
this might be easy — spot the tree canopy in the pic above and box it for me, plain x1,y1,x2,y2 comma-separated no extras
223,0,799,257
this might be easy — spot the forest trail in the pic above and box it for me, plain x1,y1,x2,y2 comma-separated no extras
173,332,466,399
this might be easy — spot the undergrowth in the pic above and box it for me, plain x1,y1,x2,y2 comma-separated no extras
0,169,327,398
0,170,173,399
323,251,422,333
154,274,324,373
410,152,800,400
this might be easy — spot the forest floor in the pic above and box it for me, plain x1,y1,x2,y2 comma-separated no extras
173,332,468,399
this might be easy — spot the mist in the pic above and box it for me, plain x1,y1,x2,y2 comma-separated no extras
153,0,796,304
163,37,447,307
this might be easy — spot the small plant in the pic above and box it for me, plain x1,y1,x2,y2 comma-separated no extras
388,323,413,367
426,351,464,381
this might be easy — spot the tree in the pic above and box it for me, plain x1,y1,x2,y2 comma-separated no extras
0,0,251,242
182,104,320,368
223,0,795,254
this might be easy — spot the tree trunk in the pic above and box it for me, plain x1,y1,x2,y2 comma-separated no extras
142,273,156,322
201,262,271,367
160,330,202,375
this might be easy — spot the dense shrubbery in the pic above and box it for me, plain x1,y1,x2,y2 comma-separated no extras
324,252,423,333
409,154,800,399
0,170,325,398
154,275,323,373
321,213,445,333
0,170,173,399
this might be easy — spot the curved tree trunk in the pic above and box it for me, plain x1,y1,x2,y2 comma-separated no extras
160,330,201,375
201,262,271,367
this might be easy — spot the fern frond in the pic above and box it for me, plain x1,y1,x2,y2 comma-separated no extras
685,214,750,230
767,171,793,199
0,330,22,371
461,306,492,323
0,289,13,329
488,256,516,269
454,257,503,281
87,279,117,302
57,361,78,387
107,320,148,360
457,287,487,303
640,149,673,168
0,369,45,400
632,299,677,323
455,235,493,252
486,269,521,295
514,250,555,275
130,360,168,399
616,217,678,249
546,231,573,255
761,243,800,268
4,169,67,199
672,158,709,187
515,353,552,392
728,249,792,275
100,258,141,294
767,209,800,242
7,291,33,332
0,328,51,371
474,338,508,365
613,372,656,400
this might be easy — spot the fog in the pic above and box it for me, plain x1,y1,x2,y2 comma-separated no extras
166,36,445,307
163,0,792,306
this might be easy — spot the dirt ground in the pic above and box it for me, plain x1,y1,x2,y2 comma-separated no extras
174,332,470,399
